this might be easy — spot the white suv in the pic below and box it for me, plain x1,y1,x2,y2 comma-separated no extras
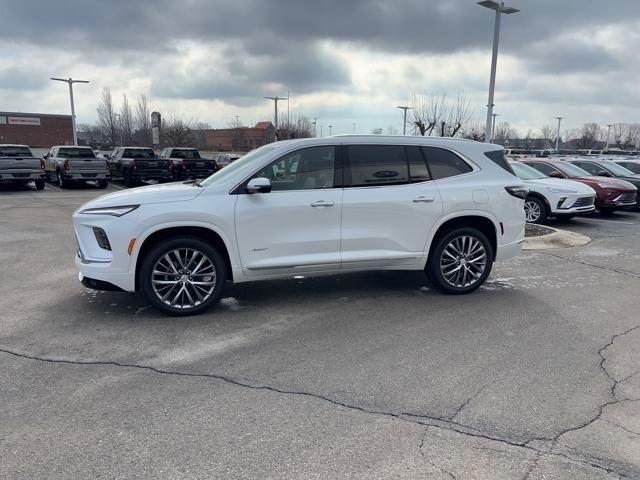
73,136,526,316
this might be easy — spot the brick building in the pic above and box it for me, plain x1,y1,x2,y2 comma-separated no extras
0,112,73,148
204,121,275,151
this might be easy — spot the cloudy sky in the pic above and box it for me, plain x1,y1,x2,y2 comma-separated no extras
0,0,638,136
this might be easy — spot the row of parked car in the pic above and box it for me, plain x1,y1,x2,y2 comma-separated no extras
0,144,241,189
508,155,640,223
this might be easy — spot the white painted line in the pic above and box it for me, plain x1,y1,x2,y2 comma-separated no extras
579,217,636,225
109,183,126,190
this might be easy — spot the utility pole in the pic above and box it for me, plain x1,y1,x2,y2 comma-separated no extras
491,113,500,142
352,122,356,134
328,125,333,136
312,117,318,137
397,106,413,135
605,124,612,149
478,1,519,142
555,117,564,152
115,113,123,146
50,77,89,146
264,95,288,133
287,89,290,124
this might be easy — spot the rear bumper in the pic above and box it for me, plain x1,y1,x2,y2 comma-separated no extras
0,172,45,181
496,238,525,262
62,172,110,180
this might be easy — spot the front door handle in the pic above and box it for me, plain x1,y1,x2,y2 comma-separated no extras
413,196,435,203
311,201,335,207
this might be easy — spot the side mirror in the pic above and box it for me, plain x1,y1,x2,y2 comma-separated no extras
246,177,271,194
596,170,612,177
548,171,564,178
43,154,48,159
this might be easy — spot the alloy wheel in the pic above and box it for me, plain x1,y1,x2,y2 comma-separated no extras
439,235,487,288
151,248,217,309
524,200,541,223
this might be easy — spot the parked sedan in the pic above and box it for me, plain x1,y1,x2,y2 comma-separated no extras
521,159,637,213
509,161,596,224
565,158,640,209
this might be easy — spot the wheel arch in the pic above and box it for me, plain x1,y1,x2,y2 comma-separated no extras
426,214,498,264
134,223,234,291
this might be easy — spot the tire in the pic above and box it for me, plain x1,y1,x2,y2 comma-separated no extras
140,236,227,316
555,214,575,221
123,169,136,187
426,227,494,295
524,196,548,224
599,207,616,215
97,179,108,189
172,170,182,182
34,179,45,190
57,169,69,189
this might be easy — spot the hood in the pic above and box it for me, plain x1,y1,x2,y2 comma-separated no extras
523,177,595,194
573,176,638,190
79,181,204,210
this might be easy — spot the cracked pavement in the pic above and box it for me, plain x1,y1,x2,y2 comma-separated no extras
1,186,640,479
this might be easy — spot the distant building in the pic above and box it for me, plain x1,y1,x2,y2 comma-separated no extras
204,121,276,151
0,111,73,147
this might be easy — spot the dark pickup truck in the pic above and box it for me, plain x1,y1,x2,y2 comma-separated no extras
0,144,46,189
159,147,217,181
108,147,172,187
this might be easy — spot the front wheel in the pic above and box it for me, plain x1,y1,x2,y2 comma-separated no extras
140,237,227,316
426,227,493,295
524,196,548,224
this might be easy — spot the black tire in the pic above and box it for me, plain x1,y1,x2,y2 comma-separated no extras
140,236,227,316
599,207,616,215
57,169,69,189
426,227,494,295
524,196,548,224
34,179,45,190
172,169,182,182
97,179,109,189
123,169,136,187
555,214,575,221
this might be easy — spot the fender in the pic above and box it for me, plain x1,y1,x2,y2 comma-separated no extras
422,209,499,253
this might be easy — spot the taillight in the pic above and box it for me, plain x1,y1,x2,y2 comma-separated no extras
505,186,528,199
40,158,45,169
131,159,136,171
64,160,70,171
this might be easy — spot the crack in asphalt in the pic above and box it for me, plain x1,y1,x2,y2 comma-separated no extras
1,337,637,479
448,384,486,421
419,428,457,480
538,251,640,279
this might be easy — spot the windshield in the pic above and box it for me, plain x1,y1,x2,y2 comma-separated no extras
555,162,591,177
171,149,200,159
510,162,547,180
123,148,155,159
602,162,636,176
58,147,95,158
0,146,32,156
200,145,280,187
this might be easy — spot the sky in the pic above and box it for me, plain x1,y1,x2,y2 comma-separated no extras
0,0,638,136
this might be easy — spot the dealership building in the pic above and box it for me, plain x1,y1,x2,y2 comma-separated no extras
0,111,73,148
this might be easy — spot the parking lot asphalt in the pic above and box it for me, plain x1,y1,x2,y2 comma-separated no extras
1,182,639,479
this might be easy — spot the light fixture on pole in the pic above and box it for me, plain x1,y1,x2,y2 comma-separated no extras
50,77,89,146
328,125,333,136
264,95,288,133
605,124,612,149
555,117,564,151
397,106,413,135
491,113,500,142
478,1,519,143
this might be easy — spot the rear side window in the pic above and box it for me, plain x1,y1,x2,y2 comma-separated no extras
346,145,408,186
422,147,473,179
406,146,431,182
483,149,515,175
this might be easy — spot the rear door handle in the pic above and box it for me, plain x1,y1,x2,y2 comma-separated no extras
311,201,335,207
413,196,435,203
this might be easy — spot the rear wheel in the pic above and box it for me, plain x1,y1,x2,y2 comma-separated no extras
97,179,108,189
524,196,548,224
34,179,45,190
123,169,136,187
57,169,69,188
140,237,227,316
426,227,493,295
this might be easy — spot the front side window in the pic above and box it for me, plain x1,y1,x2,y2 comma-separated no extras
618,162,640,174
572,162,600,175
525,162,560,176
346,145,408,187
554,162,591,177
422,147,473,179
252,146,336,191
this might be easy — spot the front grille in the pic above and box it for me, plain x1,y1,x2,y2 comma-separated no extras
571,196,595,208
615,192,637,204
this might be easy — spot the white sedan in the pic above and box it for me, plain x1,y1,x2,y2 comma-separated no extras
509,161,596,224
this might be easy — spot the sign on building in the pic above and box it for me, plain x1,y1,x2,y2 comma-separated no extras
8,116,41,126
0,116,6,124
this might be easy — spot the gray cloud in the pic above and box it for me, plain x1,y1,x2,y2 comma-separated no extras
0,66,48,90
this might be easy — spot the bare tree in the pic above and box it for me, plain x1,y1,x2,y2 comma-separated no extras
96,87,118,147
576,123,602,149
442,92,471,137
275,115,314,140
77,123,105,147
162,116,195,147
539,124,555,141
461,119,485,141
370,128,383,135
119,93,134,146
135,93,152,147
410,91,444,136
493,122,518,145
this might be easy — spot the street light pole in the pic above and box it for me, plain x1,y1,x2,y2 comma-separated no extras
50,77,89,146
312,117,318,137
264,95,288,133
397,106,413,135
605,124,612,149
478,1,519,143
555,117,564,151
328,125,333,136
491,113,500,142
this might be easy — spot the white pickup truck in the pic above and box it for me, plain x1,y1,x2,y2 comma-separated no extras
44,145,109,189
0,144,45,189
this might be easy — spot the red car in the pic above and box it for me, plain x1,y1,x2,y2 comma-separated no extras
521,159,637,213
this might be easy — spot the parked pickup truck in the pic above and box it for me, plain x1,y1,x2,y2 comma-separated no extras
44,146,109,189
159,147,217,180
0,144,46,190
108,147,172,187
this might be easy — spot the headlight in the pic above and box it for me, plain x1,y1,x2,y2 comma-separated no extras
79,205,139,217
546,187,578,194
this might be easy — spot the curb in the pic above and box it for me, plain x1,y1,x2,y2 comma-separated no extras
523,225,591,250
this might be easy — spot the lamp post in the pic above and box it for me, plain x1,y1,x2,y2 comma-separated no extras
50,77,89,146
491,113,500,142
477,1,519,143
312,117,318,137
605,124,612,150
555,117,564,152
396,106,413,135
328,125,333,136
264,95,288,132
